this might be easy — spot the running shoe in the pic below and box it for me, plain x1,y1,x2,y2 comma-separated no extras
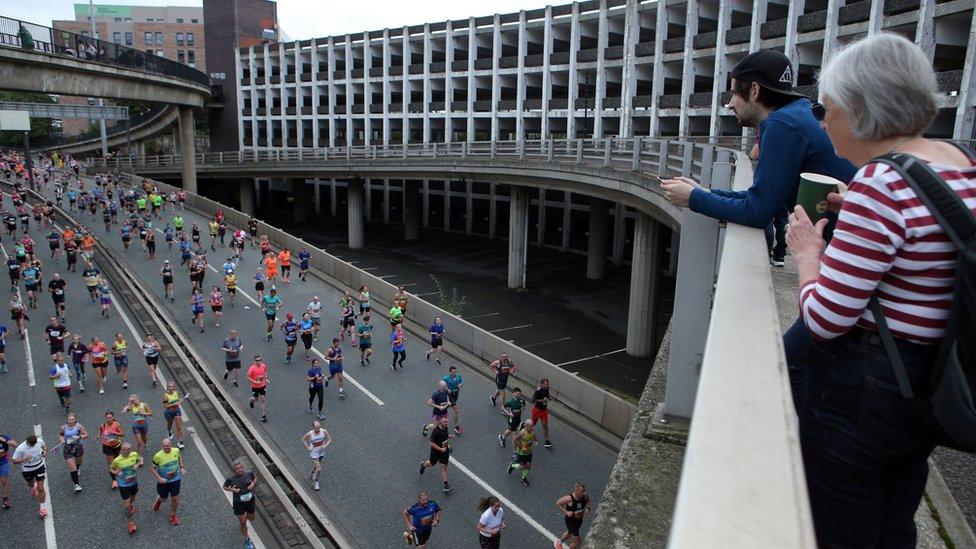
178,440,185,449
507,462,515,475
422,424,430,438
521,477,530,487
249,397,254,409
316,412,325,421
74,484,82,493
490,395,497,407
244,537,254,549
153,498,162,512
2,497,10,509
170,514,180,526
498,434,505,448
122,381,128,389
223,372,229,380
127,521,137,535
390,363,396,372
99,388,105,394
418,462,425,475
233,380,239,387
442,483,452,493
544,440,554,449
307,406,313,414
39,506,47,519
454,425,462,434
313,481,320,491
260,415,267,423
435,360,441,365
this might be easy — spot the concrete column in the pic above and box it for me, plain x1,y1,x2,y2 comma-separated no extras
626,212,661,357
586,199,611,280
347,179,365,249
239,180,255,215
507,186,530,289
135,140,145,159
171,125,179,154
292,180,308,224
404,180,421,240
178,106,197,194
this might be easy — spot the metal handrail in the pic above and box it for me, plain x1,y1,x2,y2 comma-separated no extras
0,14,209,88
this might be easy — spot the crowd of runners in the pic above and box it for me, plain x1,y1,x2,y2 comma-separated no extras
0,150,592,549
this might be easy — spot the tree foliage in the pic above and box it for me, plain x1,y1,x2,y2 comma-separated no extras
0,91,56,147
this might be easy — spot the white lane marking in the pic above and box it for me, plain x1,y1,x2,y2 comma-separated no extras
489,324,533,334
35,424,58,549
377,274,397,279
414,292,440,298
521,336,572,349
360,266,378,271
554,347,628,367
462,311,500,319
310,345,385,406
189,427,267,549
450,457,558,543
203,264,386,406
0,242,35,387
399,283,418,287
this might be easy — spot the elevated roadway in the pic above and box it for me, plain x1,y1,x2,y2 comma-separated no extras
26,173,619,547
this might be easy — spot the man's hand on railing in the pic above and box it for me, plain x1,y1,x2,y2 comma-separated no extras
661,176,706,208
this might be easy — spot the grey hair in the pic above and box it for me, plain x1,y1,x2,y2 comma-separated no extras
817,32,939,140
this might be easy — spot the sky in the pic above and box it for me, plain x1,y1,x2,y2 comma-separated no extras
8,1,553,41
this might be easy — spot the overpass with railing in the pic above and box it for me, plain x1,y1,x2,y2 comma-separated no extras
0,15,208,189
89,136,811,546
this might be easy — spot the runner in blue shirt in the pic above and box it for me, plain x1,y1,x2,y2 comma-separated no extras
425,317,445,365
0,324,7,373
442,365,463,434
280,313,299,363
299,314,315,361
325,338,345,398
297,248,311,281
401,491,441,547
390,324,406,371
163,224,175,250
179,238,192,266
306,358,326,419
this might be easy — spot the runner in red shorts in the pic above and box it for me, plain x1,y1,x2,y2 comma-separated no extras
531,378,554,449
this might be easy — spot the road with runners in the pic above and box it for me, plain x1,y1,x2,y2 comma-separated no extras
14,172,618,548
0,184,276,548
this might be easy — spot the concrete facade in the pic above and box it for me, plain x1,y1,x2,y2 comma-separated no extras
204,0,279,152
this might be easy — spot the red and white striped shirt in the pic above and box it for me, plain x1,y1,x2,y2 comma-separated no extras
799,159,976,344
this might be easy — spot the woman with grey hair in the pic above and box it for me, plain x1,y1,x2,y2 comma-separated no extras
786,32,976,547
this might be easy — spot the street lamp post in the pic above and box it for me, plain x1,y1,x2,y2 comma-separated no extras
89,0,109,158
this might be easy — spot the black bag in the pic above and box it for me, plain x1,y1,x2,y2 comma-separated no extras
869,149,976,451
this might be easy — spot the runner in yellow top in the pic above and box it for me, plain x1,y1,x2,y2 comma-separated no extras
122,394,152,454
109,442,143,534
162,381,185,448
208,220,219,252
224,271,238,307
150,438,184,526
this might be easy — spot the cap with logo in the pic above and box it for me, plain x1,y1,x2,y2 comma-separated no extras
729,50,806,98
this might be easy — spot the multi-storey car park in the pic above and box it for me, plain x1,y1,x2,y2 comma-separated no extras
230,0,976,262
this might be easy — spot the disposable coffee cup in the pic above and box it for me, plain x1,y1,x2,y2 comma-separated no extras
796,173,843,222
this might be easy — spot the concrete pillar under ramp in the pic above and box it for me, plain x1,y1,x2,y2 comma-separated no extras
239,180,255,215
586,198,611,280
292,180,309,224
626,212,661,357
135,140,146,159
178,107,197,194
404,180,421,240
507,186,530,289
347,180,365,249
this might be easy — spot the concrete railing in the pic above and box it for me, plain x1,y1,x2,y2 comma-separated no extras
667,151,814,547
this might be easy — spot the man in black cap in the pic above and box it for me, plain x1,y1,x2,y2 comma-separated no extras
661,49,856,410
661,49,854,239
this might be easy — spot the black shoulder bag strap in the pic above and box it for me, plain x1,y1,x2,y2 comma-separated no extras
867,152,976,398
